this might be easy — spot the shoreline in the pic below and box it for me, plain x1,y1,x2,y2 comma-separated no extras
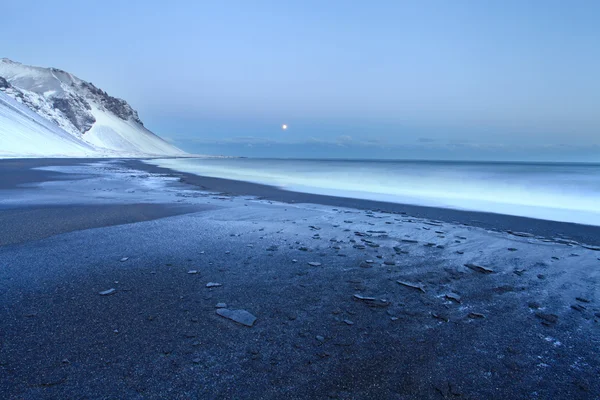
128,159,600,247
1,157,599,399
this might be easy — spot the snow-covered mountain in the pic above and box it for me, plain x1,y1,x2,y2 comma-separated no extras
0,90,100,157
0,58,186,157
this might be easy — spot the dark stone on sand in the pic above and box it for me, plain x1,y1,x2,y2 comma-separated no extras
431,313,449,322
507,231,535,238
535,312,558,324
464,263,494,274
575,297,591,303
468,312,485,319
216,309,257,327
397,281,425,293
445,293,461,303
581,244,600,251
353,294,390,308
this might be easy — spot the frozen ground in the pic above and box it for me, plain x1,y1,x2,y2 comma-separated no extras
0,160,599,399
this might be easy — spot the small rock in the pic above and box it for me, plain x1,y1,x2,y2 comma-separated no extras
507,248,518,251
307,262,322,267
431,313,449,322
581,244,600,251
192,358,202,364
120,257,129,262
464,263,494,274
571,304,586,312
343,319,354,325
187,270,198,274
575,297,591,303
292,259,298,263
445,293,461,303
397,281,425,293
468,312,485,319
316,335,325,342
507,231,534,238
383,260,396,266
535,312,558,324
528,301,541,309
354,294,376,301
216,309,257,327
206,282,222,288
99,288,116,296
215,303,227,308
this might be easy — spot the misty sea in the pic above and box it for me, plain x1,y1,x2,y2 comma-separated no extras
147,158,600,226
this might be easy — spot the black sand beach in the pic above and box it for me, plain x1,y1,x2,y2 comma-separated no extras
1,158,599,399
129,159,600,247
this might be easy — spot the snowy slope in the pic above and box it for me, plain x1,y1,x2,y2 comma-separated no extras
0,91,99,157
0,58,187,157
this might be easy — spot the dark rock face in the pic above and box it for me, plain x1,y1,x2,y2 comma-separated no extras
0,76,10,89
79,81,143,126
51,96,96,133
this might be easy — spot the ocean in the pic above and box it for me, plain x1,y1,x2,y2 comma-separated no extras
146,158,600,226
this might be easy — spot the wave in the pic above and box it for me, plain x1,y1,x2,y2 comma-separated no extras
146,158,600,226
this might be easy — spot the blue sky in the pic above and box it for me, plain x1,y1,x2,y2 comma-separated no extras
2,0,599,160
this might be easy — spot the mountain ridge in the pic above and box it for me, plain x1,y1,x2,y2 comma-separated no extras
0,58,186,157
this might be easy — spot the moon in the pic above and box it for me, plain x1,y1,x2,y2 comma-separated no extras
281,124,288,130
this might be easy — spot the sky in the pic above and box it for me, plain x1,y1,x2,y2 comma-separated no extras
2,0,599,161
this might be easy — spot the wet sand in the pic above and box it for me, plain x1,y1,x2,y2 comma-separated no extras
1,158,599,399
129,159,600,247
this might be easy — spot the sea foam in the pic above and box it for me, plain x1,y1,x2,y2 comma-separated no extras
146,158,600,226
